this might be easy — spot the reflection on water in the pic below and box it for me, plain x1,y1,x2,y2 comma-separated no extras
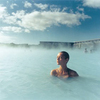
0,47,100,100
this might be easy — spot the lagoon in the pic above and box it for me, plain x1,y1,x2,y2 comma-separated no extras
0,47,100,100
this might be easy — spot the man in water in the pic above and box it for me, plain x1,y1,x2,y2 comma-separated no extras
50,51,79,78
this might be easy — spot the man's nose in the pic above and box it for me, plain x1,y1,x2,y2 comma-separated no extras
57,58,59,60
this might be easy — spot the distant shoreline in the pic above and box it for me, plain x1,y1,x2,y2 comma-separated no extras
0,38,100,49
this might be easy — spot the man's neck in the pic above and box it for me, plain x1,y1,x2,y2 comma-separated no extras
59,65,67,72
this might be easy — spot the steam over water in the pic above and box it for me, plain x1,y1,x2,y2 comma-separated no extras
0,47,100,100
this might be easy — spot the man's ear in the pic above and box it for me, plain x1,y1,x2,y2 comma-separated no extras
65,58,69,63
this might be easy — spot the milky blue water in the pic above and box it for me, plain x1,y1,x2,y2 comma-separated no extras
0,47,100,100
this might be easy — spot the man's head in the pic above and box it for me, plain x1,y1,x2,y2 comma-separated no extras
60,51,69,60
57,51,69,65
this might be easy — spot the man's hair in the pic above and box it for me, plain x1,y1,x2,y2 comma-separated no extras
60,51,69,60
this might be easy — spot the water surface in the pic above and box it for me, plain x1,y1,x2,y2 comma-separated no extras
0,47,100,100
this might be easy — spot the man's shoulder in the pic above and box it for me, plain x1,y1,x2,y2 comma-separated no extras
50,69,58,76
68,68,79,77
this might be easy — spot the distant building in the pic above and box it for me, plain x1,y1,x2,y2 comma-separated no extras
74,38,100,49
39,41,74,48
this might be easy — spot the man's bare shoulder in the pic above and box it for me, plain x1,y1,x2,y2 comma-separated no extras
50,69,58,76
68,68,79,77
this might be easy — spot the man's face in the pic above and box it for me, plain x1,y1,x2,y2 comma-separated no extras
56,53,68,65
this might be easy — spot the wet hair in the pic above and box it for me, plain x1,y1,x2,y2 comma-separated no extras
60,51,69,60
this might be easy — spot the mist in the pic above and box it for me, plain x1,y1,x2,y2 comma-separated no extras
0,42,100,100
0,41,100,54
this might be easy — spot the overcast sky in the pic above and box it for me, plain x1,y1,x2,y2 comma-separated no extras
0,0,100,44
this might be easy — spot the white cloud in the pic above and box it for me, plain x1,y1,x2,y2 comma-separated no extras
12,10,25,19
83,0,100,8
24,29,30,33
0,26,23,33
0,5,7,19
34,3,48,10
50,5,61,12
3,10,25,25
3,15,17,24
0,26,30,33
17,11,91,31
0,31,4,34
24,1,32,8
77,6,84,12
62,7,68,12
1,5,91,31
10,3,18,9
